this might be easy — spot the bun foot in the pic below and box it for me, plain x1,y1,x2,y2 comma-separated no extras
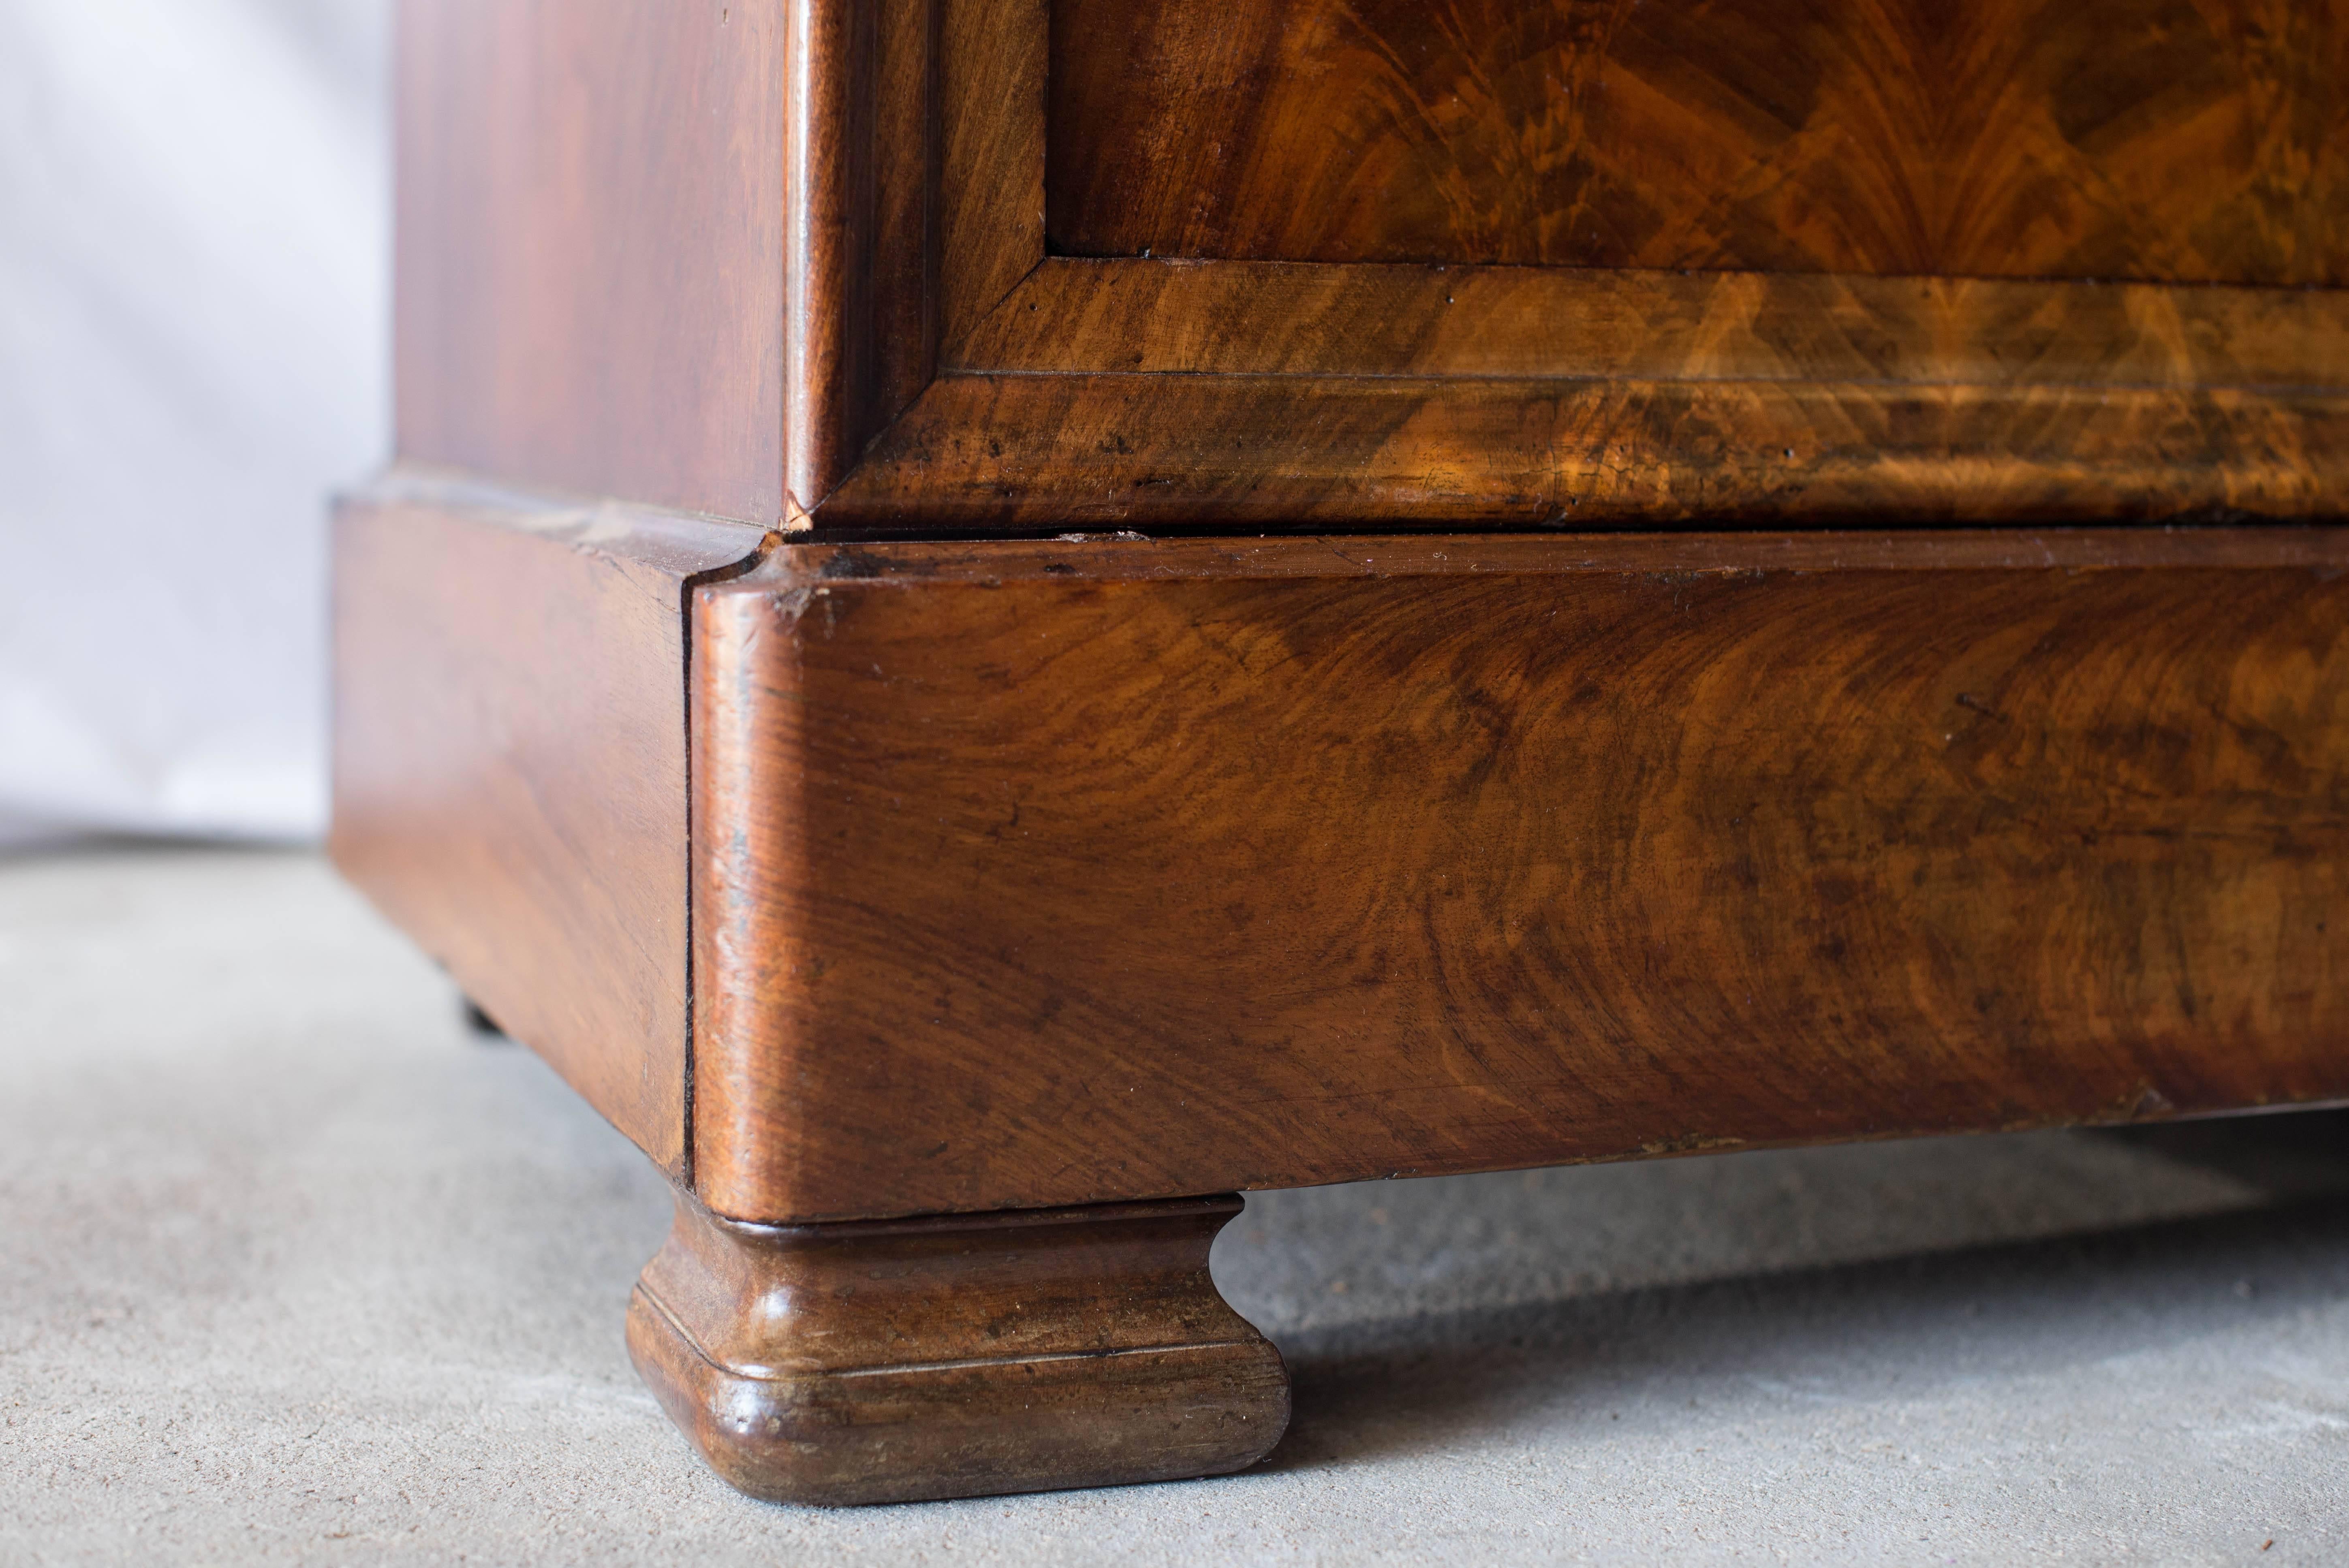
626,1193,1290,1506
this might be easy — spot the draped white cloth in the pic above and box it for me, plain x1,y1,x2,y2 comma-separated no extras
0,0,386,844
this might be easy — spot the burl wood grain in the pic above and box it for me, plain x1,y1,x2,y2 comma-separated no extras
959,259,2349,387
628,1194,1288,1504
824,371,2349,531
389,0,2349,531
907,255,2349,532
329,475,769,1175
693,530,2349,1223
1050,0,2349,284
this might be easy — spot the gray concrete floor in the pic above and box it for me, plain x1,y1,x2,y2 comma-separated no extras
3,847,2345,1565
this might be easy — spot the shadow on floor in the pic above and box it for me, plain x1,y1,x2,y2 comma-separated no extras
1258,1109,2349,1476
2096,1106,2349,1192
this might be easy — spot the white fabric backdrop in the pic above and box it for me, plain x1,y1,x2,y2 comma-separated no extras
0,0,387,844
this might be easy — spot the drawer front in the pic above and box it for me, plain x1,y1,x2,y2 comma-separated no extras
1051,0,2349,286
394,0,2349,534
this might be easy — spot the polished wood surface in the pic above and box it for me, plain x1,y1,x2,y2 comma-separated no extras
628,1194,1289,1505
897,253,2349,529
390,0,2349,528
329,477,769,1176
960,259,2349,386
394,0,938,525
692,528,2349,1222
780,0,938,521
365,0,2349,1508
938,0,1047,357
825,371,2349,531
396,0,786,522
1049,0,2349,284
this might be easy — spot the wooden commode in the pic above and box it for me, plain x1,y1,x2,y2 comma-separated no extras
336,0,2349,1504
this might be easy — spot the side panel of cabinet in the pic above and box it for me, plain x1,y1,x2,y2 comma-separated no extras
330,484,766,1175
395,0,787,521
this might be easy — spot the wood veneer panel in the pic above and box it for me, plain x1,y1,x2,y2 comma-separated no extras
691,530,2349,1222
396,0,786,522
1050,0,2349,285
857,0,945,478
331,476,769,1176
959,259,2349,388
821,372,2349,530
782,0,943,517
397,0,937,523
937,0,1048,355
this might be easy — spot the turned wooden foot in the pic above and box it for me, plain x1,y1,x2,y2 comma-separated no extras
625,1193,1289,1506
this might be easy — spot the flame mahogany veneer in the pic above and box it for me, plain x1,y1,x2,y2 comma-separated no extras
343,0,2349,1506
1049,0,2349,283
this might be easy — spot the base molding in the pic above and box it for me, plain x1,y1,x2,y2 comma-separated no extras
626,1193,1289,1505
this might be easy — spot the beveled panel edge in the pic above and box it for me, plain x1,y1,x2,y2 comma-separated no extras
955,258,2349,392
936,0,1049,358
818,372,2349,531
762,523,2349,581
